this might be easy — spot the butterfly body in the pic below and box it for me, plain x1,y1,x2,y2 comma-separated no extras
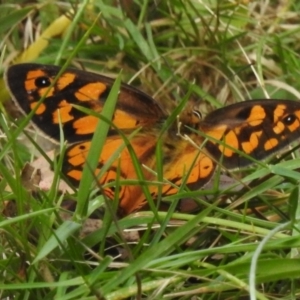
6,63,300,214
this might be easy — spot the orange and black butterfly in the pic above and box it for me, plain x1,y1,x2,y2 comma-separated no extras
5,63,300,215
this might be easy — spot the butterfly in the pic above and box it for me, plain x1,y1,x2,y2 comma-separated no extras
5,63,300,215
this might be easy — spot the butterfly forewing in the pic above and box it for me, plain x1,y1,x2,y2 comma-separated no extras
200,100,300,168
6,63,166,143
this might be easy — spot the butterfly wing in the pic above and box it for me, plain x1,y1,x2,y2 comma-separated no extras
5,63,166,143
62,132,160,214
199,99,300,168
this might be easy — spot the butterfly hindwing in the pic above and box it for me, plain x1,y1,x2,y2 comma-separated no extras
63,133,160,214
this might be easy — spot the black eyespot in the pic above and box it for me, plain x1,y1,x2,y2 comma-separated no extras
283,114,296,125
35,76,51,88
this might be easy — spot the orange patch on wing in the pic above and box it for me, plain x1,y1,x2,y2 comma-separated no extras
66,138,127,170
205,125,227,143
218,146,233,157
273,105,286,122
162,152,214,197
273,121,285,134
163,145,215,191
264,138,278,151
30,102,46,115
247,105,265,126
287,117,300,132
234,127,241,135
57,73,76,90
25,70,48,91
187,153,213,180
53,100,74,124
75,82,107,101
294,110,300,120
225,130,239,149
198,155,214,178
73,116,99,134
113,110,138,128
38,86,55,97
67,169,82,182
67,141,91,166
241,131,262,154
218,130,238,157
